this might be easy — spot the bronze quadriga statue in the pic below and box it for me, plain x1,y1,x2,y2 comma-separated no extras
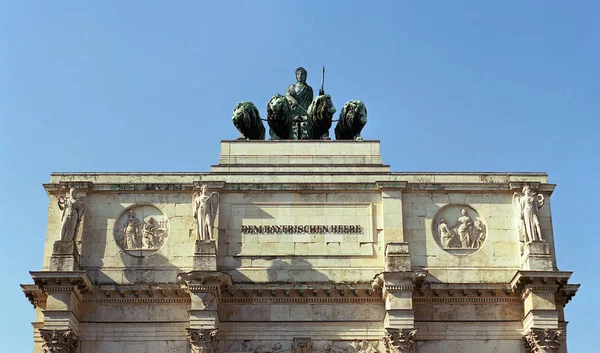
335,100,368,140
267,94,293,140
232,101,266,140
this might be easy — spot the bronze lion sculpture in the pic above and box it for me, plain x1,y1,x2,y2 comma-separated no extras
232,101,265,140
335,100,367,140
306,94,336,140
266,94,293,140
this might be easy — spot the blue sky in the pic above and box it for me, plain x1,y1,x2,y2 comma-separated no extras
1,1,598,351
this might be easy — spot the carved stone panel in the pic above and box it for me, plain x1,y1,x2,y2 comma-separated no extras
113,205,169,257
39,329,78,353
232,202,374,256
432,205,486,255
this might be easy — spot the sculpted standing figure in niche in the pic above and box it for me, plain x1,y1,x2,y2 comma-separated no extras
123,210,142,249
193,185,220,241
438,218,455,248
286,67,314,117
513,184,545,243
57,188,85,241
457,208,474,248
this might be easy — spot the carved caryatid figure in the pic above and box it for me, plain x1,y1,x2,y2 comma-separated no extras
57,188,85,242
142,217,158,249
438,218,455,248
513,184,545,243
123,210,142,249
335,100,368,140
286,67,314,117
193,185,220,241
457,208,473,248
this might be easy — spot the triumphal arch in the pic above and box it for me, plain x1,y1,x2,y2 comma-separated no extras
23,68,578,353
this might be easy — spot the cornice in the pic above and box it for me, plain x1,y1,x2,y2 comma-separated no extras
221,284,379,301
29,271,92,295
44,182,196,193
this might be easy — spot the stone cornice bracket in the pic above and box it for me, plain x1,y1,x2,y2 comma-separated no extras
509,271,578,303
523,328,562,353
39,328,78,353
21,284,46,309
194,181,226,191
187,328,219,353
30,271,92,296
385,328,418,353
372,271,428,299
178,271,232,297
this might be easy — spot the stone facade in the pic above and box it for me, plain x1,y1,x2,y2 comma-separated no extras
22,141,579,353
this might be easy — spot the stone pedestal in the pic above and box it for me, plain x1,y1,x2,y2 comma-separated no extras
49,241,79,271
194,240,217,271
521,242,553,271
385,243,411,272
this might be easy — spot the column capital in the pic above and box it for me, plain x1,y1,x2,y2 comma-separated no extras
187,328,219,353
523,328,562,353
39,329,78,353
384,328,417,353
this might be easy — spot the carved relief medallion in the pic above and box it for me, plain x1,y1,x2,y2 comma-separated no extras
114,205,169,257
432,205,486,255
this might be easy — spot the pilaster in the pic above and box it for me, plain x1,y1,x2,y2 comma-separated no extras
27,271,91,351
179,270,232,352
373,269,425,344
377,182,407,243
511,271,579,352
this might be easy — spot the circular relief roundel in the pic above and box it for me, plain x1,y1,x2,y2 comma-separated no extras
114,205,169,257
432,205,486,255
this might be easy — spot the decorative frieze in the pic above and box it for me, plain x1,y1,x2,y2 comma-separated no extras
523,328,562,353
188,328,219,353
39,329,78,353
384,328,417,353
